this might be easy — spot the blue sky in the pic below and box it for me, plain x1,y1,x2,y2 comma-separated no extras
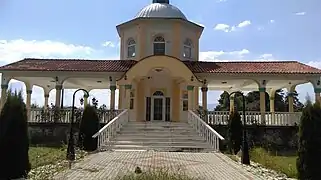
0,0,321,107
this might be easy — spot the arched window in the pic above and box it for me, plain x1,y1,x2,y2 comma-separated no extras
183,38,192,58
127,38,136,58
153,36,165,55
153,91,164,96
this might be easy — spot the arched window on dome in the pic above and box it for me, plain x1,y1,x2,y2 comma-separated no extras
127,38,136,58
183,38,193,59
153,36,166,55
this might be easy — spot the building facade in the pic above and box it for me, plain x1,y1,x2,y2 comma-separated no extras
1,0,321,123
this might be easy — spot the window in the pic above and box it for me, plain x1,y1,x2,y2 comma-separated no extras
130,89,135,109
153,36,165,55
183,38,192,58
182,90,188,111
127,38,136,58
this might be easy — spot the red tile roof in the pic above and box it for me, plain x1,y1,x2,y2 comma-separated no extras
0,58,320,74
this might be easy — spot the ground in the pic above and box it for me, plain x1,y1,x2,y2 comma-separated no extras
54,151,263,180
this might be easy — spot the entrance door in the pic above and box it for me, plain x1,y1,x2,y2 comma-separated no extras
151,91,165,121
153,98,163,121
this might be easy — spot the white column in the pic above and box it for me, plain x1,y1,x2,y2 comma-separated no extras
26,89,32,121
110,85,116,110
259,87,266,123
0,83,8,111
124,84,132,109
187,85,194,110
229,94,235,112
44,94,49,110
55,84,62,107
201,86,208,110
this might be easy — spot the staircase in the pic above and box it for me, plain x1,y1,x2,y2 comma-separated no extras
106,121,214,152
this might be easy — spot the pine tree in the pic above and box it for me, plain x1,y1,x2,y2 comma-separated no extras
296,100,321,179
227,110,243,154
78,105,100,152
0,90,31,179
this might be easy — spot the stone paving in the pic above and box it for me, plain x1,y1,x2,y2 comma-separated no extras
54,151,263,180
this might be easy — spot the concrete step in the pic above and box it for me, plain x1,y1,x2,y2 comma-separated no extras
122,126,194,130
111,140,209,146
114,136,205,141
117,131,199,136
109,144,212,151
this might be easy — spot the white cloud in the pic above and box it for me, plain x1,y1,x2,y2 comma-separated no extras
0,39,119,107
199,49,251,61
0,39,96,64
214,20,251,32
269,20,275,23
295,12,306,16
101,41,115,48
259,53,274,60
237,20,251,28
216,0,227,2
214,24,231,32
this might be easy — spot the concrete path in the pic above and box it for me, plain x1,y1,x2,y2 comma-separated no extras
54,151,262,180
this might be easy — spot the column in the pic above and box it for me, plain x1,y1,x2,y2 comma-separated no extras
0,83,8,110
259,87,266,123
194,87,199,110
187,85,194,110
110,85,116,110
55,84,62,107
44,94,49,110
314,88,321,104
288,92,294,112
26,89,32,121
118,85,124,109
84,94,89,107
201,86,208,110
229,95,235,112
124,84,132,109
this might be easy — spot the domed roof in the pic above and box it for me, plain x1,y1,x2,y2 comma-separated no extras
135,1,187,20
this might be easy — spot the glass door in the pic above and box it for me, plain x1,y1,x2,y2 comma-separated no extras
153,98,163,121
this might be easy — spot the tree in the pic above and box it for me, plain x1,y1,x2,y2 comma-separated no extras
0,90,31,179
285,91,304,112
215,91,242,111
227,110,243,154
78,105,99,152
296,99,321,179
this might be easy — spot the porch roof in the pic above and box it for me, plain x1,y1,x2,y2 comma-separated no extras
1,58,321,75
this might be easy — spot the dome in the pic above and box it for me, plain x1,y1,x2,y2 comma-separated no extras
135,1,187,20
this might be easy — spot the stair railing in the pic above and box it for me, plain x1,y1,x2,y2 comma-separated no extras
188,110,225,151
92,109,129,151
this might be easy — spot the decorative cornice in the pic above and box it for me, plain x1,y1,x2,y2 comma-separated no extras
187,85,194,91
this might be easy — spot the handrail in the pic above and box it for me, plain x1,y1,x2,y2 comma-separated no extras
189,110,224,140
92,109,129,151
92,109,128,138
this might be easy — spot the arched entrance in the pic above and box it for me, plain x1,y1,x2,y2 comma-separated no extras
151,91,165,121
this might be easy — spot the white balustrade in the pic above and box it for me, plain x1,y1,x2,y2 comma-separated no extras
92,109,129,151
205,111,302,126
29,108,122,124
188,110,225,152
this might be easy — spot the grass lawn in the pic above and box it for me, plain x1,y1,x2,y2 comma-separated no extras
115,168,199,180
250,148,297,178
29,146,66,168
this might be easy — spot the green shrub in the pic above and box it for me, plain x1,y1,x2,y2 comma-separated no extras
296,100,321,180
0,90,31,179
227,110,243,154
78,105,99,151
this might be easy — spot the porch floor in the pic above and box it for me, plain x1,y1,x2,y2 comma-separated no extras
54,151,262,180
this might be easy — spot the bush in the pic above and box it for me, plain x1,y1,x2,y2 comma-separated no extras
78,105,99,151
296,101,321,180
227,110,243,154
0,90,31,179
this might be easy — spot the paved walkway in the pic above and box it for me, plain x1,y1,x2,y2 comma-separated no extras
54,151,262,180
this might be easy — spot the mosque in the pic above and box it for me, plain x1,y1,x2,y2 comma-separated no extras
1,0,321,123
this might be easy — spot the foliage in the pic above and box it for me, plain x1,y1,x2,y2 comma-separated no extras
0,90,31,179
78,105,99,151
215,89,303,112
250,148,297,178
115,167,199,180
296,101,321,180
227,110,243,154
29,146,66,168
